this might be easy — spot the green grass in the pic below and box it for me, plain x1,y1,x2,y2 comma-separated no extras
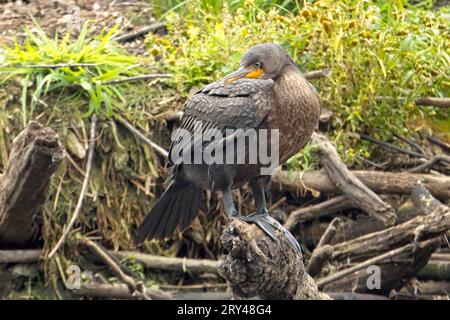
151,0,304,18
0,21,149,125
146,0,450,166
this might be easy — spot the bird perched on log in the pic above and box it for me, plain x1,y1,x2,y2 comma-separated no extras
132,43,321,250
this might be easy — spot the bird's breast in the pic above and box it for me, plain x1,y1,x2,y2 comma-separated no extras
270,69,321,163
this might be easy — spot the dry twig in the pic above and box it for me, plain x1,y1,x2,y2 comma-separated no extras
48,114,97,258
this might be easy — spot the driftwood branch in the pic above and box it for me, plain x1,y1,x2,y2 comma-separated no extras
48,114,97,258
427,135,450,153
311,132,396,226
114,114,169,158
393,133,427,155
306,218,341,277
329,187,450,263
316,237,442,289
80,237,151,300
272,169,450,200
0,249,41,263
113,251,217,274
360,133,429,159
0,248,218,275
285,196,351,230
409,155,450,173
0,121,63,244
314,187,447,293
217,218,331,300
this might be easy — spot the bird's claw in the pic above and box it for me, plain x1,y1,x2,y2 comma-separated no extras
239,212,302,253
228,210,240,218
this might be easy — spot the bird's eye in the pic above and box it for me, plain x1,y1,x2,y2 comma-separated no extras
254,62,262,69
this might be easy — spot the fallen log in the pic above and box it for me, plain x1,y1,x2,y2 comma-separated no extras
0,122,63,245
329,197,430,245
317,187,447,293
284,195,352,230
217,218,331,300
317,237,441,289
330,187,449,262
430,253,450,262
272,169,450,200
81,237,151,300
0,248,219,275
0,249,41,263
113,251,218,275
310,132,396,226
292,191,433,247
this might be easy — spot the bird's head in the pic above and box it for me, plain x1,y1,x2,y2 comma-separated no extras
224,43,295,84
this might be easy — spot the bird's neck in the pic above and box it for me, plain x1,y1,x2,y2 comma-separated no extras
272,65,321,160
274,65,319,111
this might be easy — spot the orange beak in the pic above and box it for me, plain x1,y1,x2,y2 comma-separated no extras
223,66,263,84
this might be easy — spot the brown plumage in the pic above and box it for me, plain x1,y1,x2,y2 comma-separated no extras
132,43,321,250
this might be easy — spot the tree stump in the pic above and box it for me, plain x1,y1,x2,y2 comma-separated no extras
217,218,331,300
0,121,63,245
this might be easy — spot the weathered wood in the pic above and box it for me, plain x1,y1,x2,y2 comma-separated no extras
331,189,439,244
330,188,449,262
318,187,447,293
113,251,218,274
48,114,97,258
306,218,341,277
311,132,396,226
300,197,426,248
0,248,218,275
284,195,352,230
272,169,450,200
0,121,63,244
0,249,41,263
430,253,450,262
81,238,151,299
321,241,439,294
317,237,441,289
217,218,331,300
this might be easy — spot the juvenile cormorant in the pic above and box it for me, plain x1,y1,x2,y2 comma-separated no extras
132,43,321,250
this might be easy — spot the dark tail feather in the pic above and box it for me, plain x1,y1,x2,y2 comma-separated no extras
131,182,202,247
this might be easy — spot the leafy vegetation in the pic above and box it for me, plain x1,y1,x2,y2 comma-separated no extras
146,0,449,166
0,20,174,285
151,0,304,18
0,22,148,125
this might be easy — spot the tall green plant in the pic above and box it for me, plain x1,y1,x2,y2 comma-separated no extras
0,22,148,125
